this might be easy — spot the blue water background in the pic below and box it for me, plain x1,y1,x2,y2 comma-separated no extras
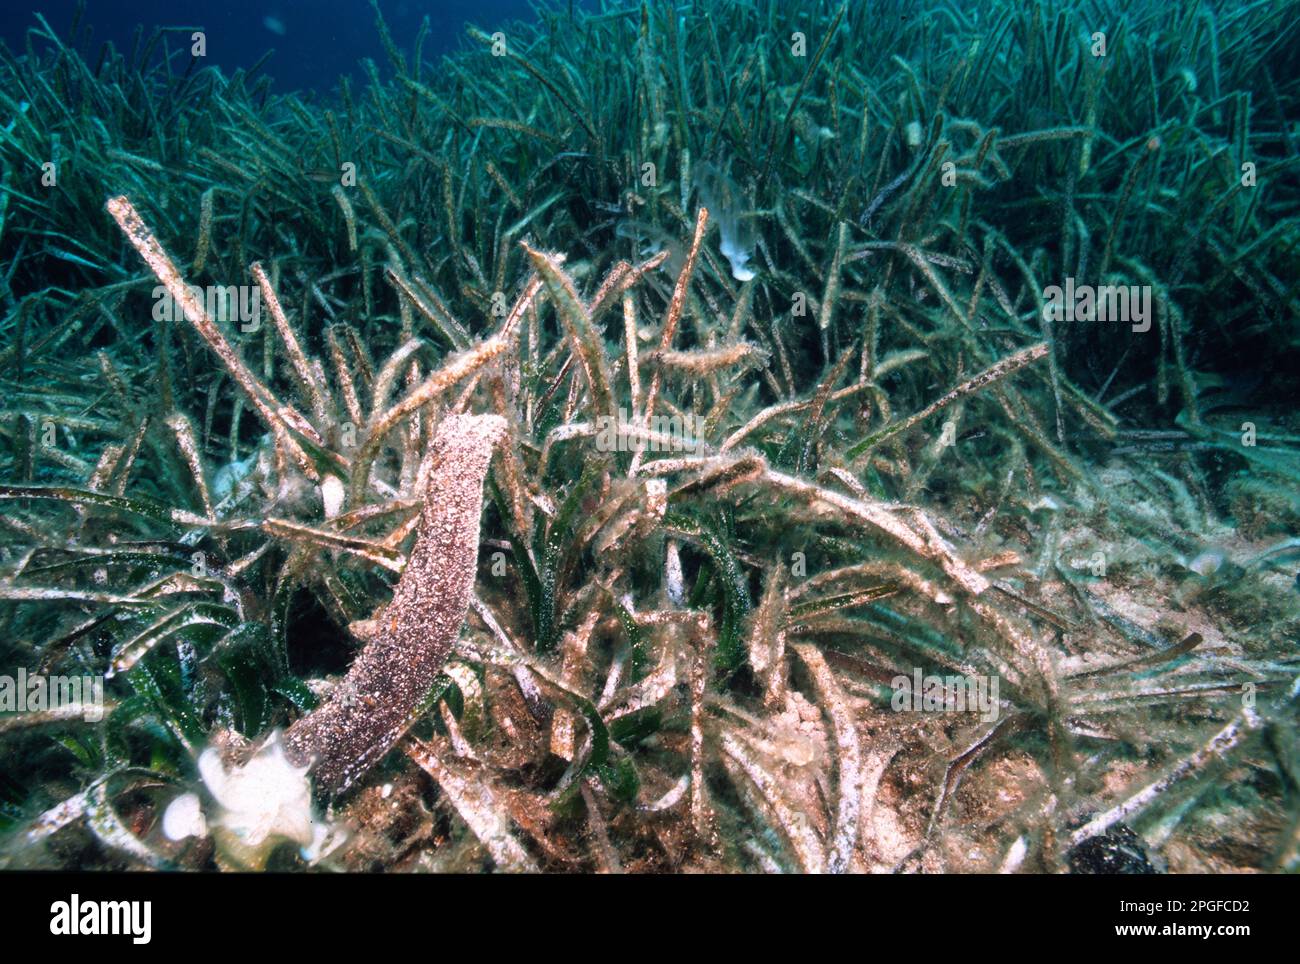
4,1,598,95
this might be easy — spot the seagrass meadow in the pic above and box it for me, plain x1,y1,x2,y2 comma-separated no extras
0,0,1298,875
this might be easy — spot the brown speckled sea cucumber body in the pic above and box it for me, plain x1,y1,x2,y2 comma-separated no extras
284,413,506,794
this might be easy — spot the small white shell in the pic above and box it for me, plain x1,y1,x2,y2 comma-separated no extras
1188,548,1225,577
319,474,345,519
161,792,207,841
197,730,322,869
